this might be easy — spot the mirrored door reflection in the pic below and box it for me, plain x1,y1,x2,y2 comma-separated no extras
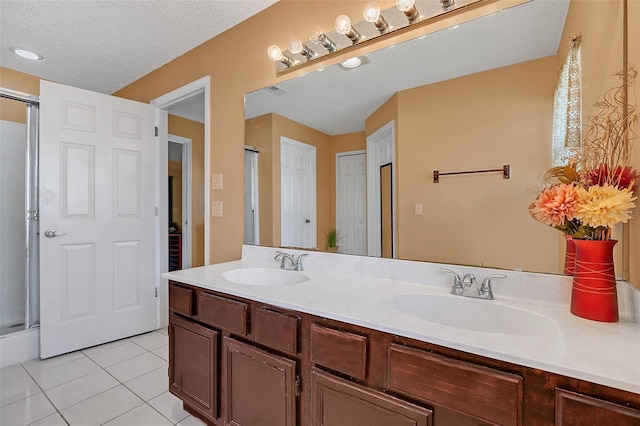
380,163,393,259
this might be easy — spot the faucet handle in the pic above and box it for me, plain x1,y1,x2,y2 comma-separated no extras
479,274,506,299
294,253,308,271
440,268,463,295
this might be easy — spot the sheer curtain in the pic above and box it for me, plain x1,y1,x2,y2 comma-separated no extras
552,41,582,166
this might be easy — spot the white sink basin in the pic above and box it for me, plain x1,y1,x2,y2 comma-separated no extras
222,268,309,286
391,294,558,336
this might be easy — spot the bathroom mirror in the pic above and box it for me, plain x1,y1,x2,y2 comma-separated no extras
244,0,627,275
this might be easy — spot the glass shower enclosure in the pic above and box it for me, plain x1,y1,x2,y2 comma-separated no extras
0,88,40,336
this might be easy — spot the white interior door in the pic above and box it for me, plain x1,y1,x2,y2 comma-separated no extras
336,152,366,255
39,80,157,358
281,137,316,248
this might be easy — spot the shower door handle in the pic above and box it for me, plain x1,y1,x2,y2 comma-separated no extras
44,229,65,238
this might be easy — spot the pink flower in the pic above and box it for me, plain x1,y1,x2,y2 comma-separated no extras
529,183,579,227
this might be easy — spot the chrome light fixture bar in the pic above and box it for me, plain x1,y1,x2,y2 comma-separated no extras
268,0,483,73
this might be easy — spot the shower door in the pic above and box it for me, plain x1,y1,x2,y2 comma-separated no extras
0,91,40,336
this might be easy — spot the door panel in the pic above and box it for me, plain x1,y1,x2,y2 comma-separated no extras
336,153,366,256
281,138,315,248
40,80,156,358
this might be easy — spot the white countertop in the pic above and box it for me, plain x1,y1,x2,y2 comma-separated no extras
163,246,640,395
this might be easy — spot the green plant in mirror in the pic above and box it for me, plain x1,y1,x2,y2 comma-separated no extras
324,228,342,250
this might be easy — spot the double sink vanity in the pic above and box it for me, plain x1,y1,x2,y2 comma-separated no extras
163,245,640,425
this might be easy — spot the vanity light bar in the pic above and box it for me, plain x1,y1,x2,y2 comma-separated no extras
268,0,477,72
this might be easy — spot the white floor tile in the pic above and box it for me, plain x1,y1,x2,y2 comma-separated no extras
152,345,168,361
106,352,166,383
148,391,190,424
27,412,68,426
60,385,143,426
129,331,168,351
102,403,173,426
87,341,147,368
0,375,41,407
124,366,168,401
0,393,56,426
22,351,86,375
157,327,169,336
0,363,29,385
81,338,128,356
44,369,119,410
177,415,208,426
29,356,100,390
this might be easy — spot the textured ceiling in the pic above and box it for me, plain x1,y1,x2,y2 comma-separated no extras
245,0,570,135
0,0,277,94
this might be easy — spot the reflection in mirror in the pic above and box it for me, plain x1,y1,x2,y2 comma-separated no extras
244,0,627,276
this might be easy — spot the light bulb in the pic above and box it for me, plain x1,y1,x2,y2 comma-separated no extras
310,26,325,44
267,45,283,62
396,0,416,12
335,15,352,35
287,37,304,55
363,2,381,23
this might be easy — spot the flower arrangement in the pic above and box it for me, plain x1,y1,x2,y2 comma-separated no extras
529,67,638,240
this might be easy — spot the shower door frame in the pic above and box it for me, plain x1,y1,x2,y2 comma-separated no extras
1,87,40,331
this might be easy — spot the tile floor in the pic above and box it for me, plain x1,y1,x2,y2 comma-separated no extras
0,328,206,426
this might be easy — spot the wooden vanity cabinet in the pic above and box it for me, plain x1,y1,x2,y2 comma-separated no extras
168,281,640,426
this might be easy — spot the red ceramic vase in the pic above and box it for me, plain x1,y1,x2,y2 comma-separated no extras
570,239,619,322
563,235,576,275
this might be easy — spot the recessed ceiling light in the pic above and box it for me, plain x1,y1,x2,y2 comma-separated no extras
10,47,43,61
341,57,362,69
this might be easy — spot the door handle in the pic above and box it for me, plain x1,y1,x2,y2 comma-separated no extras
305,219,311,223
44,230,65,238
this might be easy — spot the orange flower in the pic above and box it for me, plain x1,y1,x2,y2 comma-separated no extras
529,184,579,227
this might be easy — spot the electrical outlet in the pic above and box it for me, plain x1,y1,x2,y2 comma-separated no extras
414,203,423,215
212,201,223,217
212,173,223,190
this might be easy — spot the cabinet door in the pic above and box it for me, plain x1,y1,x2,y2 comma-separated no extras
223,337,296,426
312,368,431,426
169,315,218,422
556,389,640,426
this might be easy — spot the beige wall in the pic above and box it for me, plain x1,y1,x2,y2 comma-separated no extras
168,115,206,267
0,68,41,123
628,0,640,285
396,57,558,271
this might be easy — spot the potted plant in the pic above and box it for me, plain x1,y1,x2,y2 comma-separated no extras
324,227,341,253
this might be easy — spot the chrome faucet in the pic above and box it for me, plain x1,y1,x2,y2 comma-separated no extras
478,274,506,300
440,269,506,300
274,251,308,271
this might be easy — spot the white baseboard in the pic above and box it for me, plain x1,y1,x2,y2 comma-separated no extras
0,328,39,368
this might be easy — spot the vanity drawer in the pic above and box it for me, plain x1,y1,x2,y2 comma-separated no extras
198,292,248,336
254,308,299,356
388,343,522,426
310,323,367,380
169,282,195,317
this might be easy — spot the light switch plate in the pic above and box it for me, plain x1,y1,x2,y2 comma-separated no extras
212,173,223,190
212,201,223,217
415,203,423,215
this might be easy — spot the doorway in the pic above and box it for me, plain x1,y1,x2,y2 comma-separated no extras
366,121,396,258
152,77,210,328
168,136,193,270
244,147,260,245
